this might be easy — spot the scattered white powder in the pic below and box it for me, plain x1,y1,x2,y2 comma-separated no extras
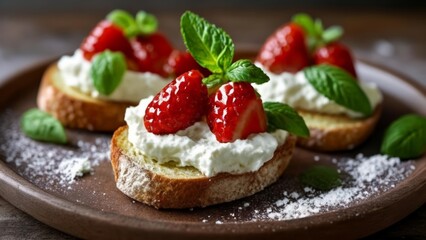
56,157,91,185
0,110,110,189
200,154,415,223
248,154,414,221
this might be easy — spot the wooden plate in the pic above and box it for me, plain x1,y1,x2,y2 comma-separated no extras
0,58,425,240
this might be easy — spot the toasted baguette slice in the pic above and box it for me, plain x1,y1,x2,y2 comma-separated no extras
297,105,382,151
110,126,296,209
37,63,136,131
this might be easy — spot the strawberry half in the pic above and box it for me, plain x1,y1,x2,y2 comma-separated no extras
313,42,357,78
207,82,267,143
144,70,208,134
131,32,174,77
256,23,310,74
80,20,134,61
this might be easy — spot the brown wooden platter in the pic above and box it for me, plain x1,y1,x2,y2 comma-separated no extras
0,57,425,240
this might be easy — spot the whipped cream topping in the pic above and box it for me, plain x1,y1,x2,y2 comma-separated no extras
255,63,383,118
57,50,171,102
125,97,289,177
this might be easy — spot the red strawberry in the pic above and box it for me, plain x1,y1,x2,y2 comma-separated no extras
207,82,267,143
256,23,310,74
80,20,134,61
313,42,357,78
165,50,211,77
131,32,174,77
144,70,208,134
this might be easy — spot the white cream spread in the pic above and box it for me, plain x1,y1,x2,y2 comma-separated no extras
255,64,383,118
57,50,171,102
125,97,289,177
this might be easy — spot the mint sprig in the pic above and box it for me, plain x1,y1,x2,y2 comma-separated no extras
90,50,127,96
292,13,343,52
107,9,158,37
304,64,372,116
381,114,426,159
263,102,310,137
180,11,269,87
300,165,342,191
181,11,309,136
21,109,67,144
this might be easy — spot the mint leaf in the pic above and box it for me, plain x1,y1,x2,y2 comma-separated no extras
292,13,316,37
107,9,138,37
381,114,426,159
107,9,157,37
263,102,310,137
21,109,67,144
136,11,158,35
322,26,343,44
180,11,234,73
292,13,343,51
107,9,135,30
300,165,341,191
225,59,269,84
304,65,372,116
91,51,126,96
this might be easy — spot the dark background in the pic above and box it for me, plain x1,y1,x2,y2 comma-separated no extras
1,0,426,12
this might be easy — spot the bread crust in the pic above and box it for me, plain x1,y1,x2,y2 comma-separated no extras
297,105,382,151
110,126,296,209
37,63,136,132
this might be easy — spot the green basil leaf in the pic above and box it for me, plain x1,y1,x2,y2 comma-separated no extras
180,11,234,73
322,26,343,44
21,109,67,144
202,73,225,89
381,114,426,159
90,50,126,96
300,165,341,191
304,65,372,116
136,11,158,35
263,102,310,137
225,59,269,84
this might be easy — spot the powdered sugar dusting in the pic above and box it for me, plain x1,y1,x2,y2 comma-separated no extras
0,109,109,190
200,154,415,223
56,157,92,186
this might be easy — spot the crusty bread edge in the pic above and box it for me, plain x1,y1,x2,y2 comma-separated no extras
297,104,382,151
110,126,296,209
37,63,135,132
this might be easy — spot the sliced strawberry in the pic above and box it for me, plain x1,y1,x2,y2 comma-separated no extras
80,20,134,61
256,23,310,74
144,70,208,134
165,50,211,78
207,82,267,143
313,42,357,78
131,32,174,77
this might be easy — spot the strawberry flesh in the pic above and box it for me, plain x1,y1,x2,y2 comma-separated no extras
207,82,267,143
256,23,310,74
313,42,357,78
131,32,174,77
144,70,208,134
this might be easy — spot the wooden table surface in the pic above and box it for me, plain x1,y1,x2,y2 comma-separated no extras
0,8,425,239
